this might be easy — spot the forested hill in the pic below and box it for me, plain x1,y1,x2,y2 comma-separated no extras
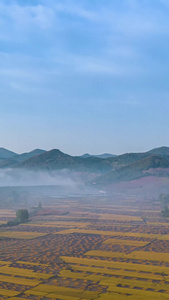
1,146,169,184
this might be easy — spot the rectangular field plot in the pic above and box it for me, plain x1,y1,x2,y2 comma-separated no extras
97,292,169,300
0,231,47,239
105,289,169,300
147,222,169,226
25,285,99,299
8,298,28,300
0,274,40,286
99,214,143,222
85,250,169,263
61,256,169,275
103,239,148,246
26,290,81,300
69,265,167,281
55,229,169,240
58,268,164,281
0,289,19,297
126,251,169,262
0,266,51,279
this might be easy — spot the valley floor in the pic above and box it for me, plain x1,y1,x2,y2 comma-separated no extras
0,194,169,299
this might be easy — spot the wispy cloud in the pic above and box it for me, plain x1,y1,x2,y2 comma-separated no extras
52,53,131,75
0,2,55,31
52,1,98,21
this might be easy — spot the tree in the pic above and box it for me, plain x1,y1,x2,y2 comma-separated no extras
38,202,42,210
159,193,169,206
161,205,169,218
16,209,29,223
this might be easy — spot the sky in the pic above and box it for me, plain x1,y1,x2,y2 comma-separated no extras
0,0,169,155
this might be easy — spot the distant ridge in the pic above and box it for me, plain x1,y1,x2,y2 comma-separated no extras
18,149,76,169
18,149,111,172
81,153,116,159
13,149,46,163
0,148,46,168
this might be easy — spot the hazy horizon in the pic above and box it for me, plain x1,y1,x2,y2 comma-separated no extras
1,144,169,157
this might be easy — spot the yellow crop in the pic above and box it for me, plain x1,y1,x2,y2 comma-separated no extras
103,239,148,246
0,289,19,296
0,274,39,286
29,285,99,299
85,250,169,263
61,256,169,274
0,231,47,239
99,214,142,221
0,266,50,279
69,265,167,281
55,229,169,240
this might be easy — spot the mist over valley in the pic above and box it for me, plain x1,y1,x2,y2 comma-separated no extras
1,146,169,204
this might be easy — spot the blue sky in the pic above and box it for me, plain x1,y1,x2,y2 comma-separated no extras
0,0,169,155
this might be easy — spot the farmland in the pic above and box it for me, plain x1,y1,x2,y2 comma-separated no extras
0,192,169,299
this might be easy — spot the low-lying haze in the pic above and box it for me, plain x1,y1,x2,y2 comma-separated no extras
0,168,83,188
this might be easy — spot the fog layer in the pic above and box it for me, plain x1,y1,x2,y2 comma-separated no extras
0,168,84,188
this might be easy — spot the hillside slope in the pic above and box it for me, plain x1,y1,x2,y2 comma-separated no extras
95,155,169,185
18,149,111,172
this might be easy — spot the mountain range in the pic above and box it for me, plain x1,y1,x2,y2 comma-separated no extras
1,146,169,185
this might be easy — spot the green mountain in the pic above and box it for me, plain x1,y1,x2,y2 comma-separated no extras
18,149,111,172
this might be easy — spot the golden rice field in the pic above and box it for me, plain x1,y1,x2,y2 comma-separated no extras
54,228,169,240
84,250,169,263
103,239,148,246
0,231,47,239
1,195,169,299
